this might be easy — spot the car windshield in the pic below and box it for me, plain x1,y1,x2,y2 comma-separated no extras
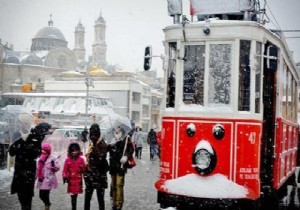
52,129,65,135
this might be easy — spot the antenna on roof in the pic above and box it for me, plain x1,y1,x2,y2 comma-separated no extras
48,14,53,27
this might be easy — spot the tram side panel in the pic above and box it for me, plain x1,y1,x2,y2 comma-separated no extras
273,118,299,190
235,122,262,199
159,119,176,180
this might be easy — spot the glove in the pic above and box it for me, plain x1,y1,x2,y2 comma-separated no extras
38,177,44,182
51,160,55,167
120,156,128,164
63,177,68,185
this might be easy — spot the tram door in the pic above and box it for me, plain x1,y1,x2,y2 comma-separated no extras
260,43,278,191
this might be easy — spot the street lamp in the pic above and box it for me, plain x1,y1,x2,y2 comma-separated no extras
84,67,94,153
85,68,94,126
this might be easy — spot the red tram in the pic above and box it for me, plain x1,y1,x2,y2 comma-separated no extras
146,0,300,209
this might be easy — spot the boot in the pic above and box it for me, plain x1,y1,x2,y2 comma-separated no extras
112,205,122,210
45,202,51,210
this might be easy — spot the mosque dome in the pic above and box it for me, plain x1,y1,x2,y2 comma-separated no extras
34,26,66,41
31,15,68,51
20,53,43,65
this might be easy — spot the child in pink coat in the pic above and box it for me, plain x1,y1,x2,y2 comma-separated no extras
62,142,85,210
36,143,60,210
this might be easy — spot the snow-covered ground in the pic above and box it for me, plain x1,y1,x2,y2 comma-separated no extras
0,169,13,190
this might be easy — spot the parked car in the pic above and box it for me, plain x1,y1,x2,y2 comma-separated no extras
44,129,81,156
51,128,80,141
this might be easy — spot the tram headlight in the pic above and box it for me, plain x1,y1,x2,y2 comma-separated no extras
186,123,195,137
203,26,210,35
194,149,211,169
213,124,225,140
192,141,217,175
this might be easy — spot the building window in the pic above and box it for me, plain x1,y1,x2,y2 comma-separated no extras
152,97,159,108
132,92,141,104
142,105,149,117
131,111,140,123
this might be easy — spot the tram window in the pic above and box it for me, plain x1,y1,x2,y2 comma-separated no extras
208,44,231,105
281,64,287,118
167,42,177,108
238,40,251,111
287,71,292,120
183,45,205,105
293,79,297,122
255,42,262,113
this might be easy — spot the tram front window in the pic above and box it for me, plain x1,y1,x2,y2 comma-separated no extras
183,45,205,105
208,44,232,105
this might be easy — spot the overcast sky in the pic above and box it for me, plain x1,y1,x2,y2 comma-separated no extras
0,0,299,77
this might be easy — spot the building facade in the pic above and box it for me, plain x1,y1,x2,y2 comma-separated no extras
0,14,107,93
0,14,163,132
44,70,163,131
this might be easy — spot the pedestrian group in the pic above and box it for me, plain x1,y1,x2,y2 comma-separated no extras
9,116,146,210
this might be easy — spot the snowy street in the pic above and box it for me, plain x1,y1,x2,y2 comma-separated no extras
0,147,160,210
1,146,300,210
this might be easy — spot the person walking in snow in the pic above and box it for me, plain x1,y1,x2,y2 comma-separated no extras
9,122,51,210
147,128,158,161
83,123,109,210
81,127,88,143
36,143,60,210
108,126,134,210
62,142,85,210
134,128,144,159
131,127,138,159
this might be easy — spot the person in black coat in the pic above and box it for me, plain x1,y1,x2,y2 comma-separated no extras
83,123,109,210
108,126,134,210
9,122,51,210
81,127,88,143
147,128,158,161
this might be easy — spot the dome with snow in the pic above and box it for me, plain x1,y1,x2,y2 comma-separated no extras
31,16,68,51
20,53,43,65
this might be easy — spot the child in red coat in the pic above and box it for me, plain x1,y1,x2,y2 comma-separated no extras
62,142,85,210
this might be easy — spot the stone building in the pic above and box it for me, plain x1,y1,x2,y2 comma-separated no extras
0,14,164,132
0,14,107,93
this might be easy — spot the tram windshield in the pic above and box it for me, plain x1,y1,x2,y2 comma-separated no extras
182,43,232,107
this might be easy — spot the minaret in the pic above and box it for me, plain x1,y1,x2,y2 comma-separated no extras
73,20,86,61
92,12,107,68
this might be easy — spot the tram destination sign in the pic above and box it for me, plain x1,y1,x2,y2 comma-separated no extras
190,0,252,16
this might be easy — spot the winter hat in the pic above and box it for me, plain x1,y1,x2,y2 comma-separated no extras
42,143,52,154
68,142,81,153
90,123,100,137
32,122,51,136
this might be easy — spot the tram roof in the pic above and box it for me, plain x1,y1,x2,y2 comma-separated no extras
164,19,300,81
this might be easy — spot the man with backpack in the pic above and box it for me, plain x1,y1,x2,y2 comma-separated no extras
147,128,158,161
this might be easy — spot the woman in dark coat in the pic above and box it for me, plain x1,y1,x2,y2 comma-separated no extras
9,122,51,210
84,123,109,210
108,126,134,210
